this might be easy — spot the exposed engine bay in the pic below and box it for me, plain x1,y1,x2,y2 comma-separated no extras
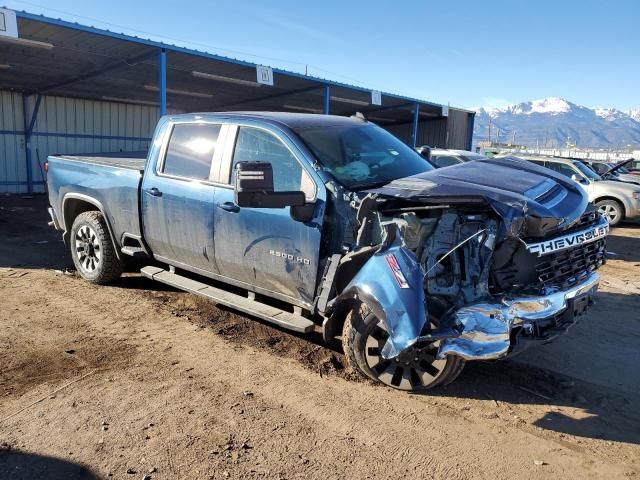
355,195,499,316
328,190,607,365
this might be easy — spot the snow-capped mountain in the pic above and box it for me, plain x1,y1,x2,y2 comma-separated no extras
628,109,640,122
474,97,640,148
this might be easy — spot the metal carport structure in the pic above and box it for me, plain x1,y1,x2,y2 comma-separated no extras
0,9,475,192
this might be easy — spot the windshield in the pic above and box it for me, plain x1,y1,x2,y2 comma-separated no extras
293,123,432,188
574,161,602,180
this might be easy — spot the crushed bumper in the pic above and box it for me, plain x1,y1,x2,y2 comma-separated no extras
437,272,600,361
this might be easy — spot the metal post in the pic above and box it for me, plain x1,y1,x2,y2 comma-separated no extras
323,84,330,114
159,48,167,116
411,103,420,147
466,113,475,151
21,93,42,193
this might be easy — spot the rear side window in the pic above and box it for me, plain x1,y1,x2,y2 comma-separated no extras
162,123,221,180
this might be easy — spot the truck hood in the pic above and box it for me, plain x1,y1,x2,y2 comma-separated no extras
370,156,589,238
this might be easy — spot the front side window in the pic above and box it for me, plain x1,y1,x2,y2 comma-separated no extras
573,161,601,180
231,127,315,199
547,162,580,179
162,123,221,180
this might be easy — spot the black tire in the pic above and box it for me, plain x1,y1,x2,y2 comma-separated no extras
596,199,624,226
70,211,123,284
342,304,465,391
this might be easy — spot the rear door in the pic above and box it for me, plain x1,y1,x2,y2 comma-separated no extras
212,124,324,307
142,121,225,274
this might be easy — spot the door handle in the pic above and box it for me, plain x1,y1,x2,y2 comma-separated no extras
145,187,162,197
217,201,240,213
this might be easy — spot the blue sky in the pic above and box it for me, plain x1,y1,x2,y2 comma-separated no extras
4,0,639,110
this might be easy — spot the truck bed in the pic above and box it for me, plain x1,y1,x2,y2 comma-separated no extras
52,151,147,171
47,151,146,243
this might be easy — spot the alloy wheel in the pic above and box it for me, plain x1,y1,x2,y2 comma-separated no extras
364,322,448,390
74,225,101,273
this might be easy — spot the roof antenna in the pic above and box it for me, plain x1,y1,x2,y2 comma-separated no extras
351,112,367,122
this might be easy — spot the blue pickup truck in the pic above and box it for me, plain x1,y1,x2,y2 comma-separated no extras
46,112,608,391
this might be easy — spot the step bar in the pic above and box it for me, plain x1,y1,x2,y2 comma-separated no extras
141,266,315,333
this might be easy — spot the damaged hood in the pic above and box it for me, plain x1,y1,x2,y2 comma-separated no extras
369,156,589,238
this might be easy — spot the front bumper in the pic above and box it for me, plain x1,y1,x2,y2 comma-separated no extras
437,272,600,361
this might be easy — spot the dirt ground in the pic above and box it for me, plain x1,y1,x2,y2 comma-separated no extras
0,194,639,480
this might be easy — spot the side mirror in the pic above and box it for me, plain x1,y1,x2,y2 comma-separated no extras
571,173,588,185
234,161,305,208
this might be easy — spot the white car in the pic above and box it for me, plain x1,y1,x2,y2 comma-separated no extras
418,148,487,169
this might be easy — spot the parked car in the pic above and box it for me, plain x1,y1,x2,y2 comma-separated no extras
625,158,640,174
418,147,487,169
513,155,640,226
46,113,607,391
582,159,640,185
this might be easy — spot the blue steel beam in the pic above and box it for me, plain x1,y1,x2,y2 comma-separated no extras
0,181,46,186
323,85,330,114
411,103,420,148
466,112,475,150
27,94,42,135
159,48,167,116
21,94,43,193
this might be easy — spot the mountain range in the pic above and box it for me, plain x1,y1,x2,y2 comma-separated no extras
473,98,640,148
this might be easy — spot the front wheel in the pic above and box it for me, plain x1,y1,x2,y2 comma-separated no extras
342,304,465,391
70,211,123,284
596,199,623,226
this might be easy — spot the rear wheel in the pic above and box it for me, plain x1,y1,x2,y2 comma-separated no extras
596,199,623,226
342,304,465,391
70,211,123,284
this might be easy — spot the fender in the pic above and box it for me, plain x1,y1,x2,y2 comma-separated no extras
328,224,428,359
62,192,122,260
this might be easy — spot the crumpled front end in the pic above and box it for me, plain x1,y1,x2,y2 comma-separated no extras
330,195,607,364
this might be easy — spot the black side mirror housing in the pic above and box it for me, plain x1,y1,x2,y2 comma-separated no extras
234,161,306,208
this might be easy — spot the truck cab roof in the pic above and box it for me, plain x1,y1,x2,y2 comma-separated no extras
169,112,365,129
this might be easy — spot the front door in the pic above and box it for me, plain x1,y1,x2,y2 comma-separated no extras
213,125,324,306
142,122,223,274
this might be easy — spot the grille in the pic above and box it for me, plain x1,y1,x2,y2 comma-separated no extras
535,237,606,290
564,210,599,233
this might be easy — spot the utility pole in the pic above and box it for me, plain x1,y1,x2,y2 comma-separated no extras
488,118,492,145
512,131,516,145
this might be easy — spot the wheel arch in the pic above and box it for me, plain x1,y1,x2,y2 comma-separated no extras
62,193,121,259
322,296,357,347
594,196,626,218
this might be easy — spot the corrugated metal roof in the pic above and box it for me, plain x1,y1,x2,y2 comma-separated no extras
0,9,474,122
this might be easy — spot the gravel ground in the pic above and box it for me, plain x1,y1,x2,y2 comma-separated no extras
1,194,639,479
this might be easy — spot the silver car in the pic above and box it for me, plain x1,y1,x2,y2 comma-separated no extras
519,156,640,226
584,159,640,186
